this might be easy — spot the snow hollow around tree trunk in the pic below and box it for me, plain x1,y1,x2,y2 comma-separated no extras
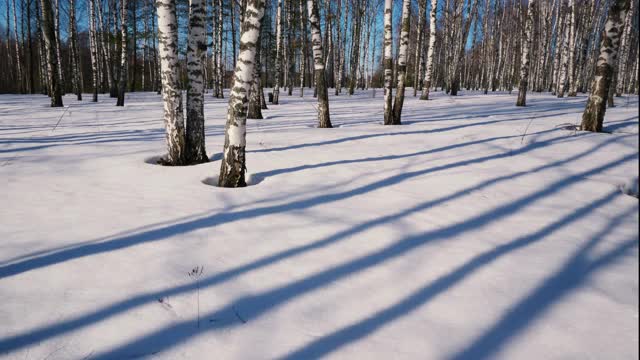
201,172,264,187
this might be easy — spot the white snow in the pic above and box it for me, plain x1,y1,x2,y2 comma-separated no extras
0,90,638,360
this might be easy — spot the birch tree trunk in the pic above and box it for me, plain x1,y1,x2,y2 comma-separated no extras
307,0,331,128
248,10,265,119
36,0,49,95
420,0,437,100
391,0,410,125
185,0,208,164
247,37,264,119
230,0,237,69
116,0,128,106
450,0,478,96
11,0,23,93
286,0,295,95
218,0,266,187
348,0,363,95
337,0,349,94
69,0,82,100
97,0,116,97
299,0,307,97
615,0,635,96
215,0,224,98
89,0,100,101
581,0,629,132
383,0,393,124
556,0,570,97
157,0,185,165
40,0,63,106
273,0,283,104
6,2,14,89
54,0,64,94
413,0,427,97
516,0,535,106
566,0,578,96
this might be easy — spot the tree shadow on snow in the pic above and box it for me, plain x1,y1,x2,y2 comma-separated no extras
0,134,636,358
77,152,638,360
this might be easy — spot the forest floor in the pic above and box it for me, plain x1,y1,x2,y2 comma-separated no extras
0,89,638,359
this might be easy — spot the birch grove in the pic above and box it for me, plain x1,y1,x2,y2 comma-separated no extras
0,0,637,129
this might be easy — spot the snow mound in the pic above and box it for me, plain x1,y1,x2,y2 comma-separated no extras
621,177,639,198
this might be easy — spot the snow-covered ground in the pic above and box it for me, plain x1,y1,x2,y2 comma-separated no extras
0,89,638,360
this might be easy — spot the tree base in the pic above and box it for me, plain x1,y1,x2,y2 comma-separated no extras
218,145,247,188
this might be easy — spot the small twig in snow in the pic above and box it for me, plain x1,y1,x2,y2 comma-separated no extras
51,105,73,133
233,306,247,324
520,117,534,144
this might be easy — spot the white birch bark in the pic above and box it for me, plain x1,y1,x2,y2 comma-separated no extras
218,0,266,187
89,0,100,101
383,0,393,124
516,0,535,106
185,0,208,164
557,0,570,97
348,0,363,95
581,0,629,132
11,0,23,93
307,0,331,128
615,0,635,95
566,0,578,96
391,0,411,124
215,0,224,98
39,0,63,106
413,0,427,97
69,0,82,100
420,0,437,100
116,0,128,106
299,0,306,96
54,0,64,94
273,0,283,104
157,0,185,165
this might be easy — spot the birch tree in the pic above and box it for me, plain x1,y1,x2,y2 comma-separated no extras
248,10,267,119
383,0,393,124
273,0,283,104
566,0,578,96
218,0,267,187
299,0,307,97
216,0,224,98
516,0,535,106
615,0,635,96
348,0,363,95
413,0,427,97
308,0,331,128
89,0,99,101
581,0,629,132
116,0,129,106
53,0,64,94
157,0,185,165
185,0,208,164
391,0,411,125
39,0,63,107
556,0,570,97
69,0,82,100
420,0,437,100
11,0,23,93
